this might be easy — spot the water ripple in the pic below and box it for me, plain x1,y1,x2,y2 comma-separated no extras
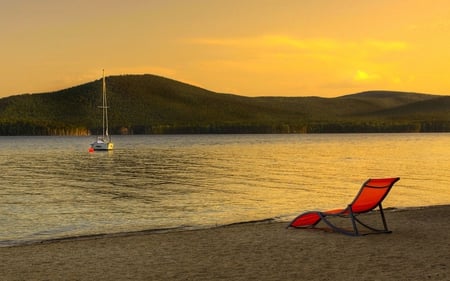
1,134,449,246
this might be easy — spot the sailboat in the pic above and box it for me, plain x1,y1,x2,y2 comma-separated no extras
90,70,114,151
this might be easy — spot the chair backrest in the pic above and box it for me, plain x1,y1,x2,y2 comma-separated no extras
350,178,400,213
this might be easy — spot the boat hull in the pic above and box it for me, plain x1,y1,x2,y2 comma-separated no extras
91,141,114,151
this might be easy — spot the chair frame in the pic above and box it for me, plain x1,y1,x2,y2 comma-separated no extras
288,177,400,236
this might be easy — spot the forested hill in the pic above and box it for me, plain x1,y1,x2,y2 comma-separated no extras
0,74,449,135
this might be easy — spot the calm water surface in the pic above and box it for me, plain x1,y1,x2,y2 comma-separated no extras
1,134,449,246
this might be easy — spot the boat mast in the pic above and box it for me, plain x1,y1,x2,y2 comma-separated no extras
102,69,109,139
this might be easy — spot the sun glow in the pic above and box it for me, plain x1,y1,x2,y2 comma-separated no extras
354,70,380,82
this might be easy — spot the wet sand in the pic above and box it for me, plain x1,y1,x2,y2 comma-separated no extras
1,205,449,281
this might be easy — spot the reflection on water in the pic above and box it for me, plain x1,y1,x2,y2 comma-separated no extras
0,134,449,245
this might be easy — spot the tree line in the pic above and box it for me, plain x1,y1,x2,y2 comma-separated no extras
1,120,449,136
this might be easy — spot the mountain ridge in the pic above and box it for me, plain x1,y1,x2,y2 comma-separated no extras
0,74,449,135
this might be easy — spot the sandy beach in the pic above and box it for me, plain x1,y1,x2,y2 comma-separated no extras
1,205,448,281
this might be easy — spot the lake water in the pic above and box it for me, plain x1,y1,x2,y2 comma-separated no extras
1,134,449,246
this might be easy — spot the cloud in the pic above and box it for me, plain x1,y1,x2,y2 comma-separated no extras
365,40,407,51
184,34,411,96
189,34,407,52
187,35,409,72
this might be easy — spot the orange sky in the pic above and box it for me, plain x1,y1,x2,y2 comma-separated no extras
1,0,449,98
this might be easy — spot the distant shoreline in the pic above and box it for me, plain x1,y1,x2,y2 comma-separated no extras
1,126,450,136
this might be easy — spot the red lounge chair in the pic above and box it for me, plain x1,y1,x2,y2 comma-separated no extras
288,178,400,236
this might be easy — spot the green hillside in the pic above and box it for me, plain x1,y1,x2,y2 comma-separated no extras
0,74,449,135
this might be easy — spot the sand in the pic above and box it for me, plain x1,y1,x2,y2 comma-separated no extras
1,205,449,281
